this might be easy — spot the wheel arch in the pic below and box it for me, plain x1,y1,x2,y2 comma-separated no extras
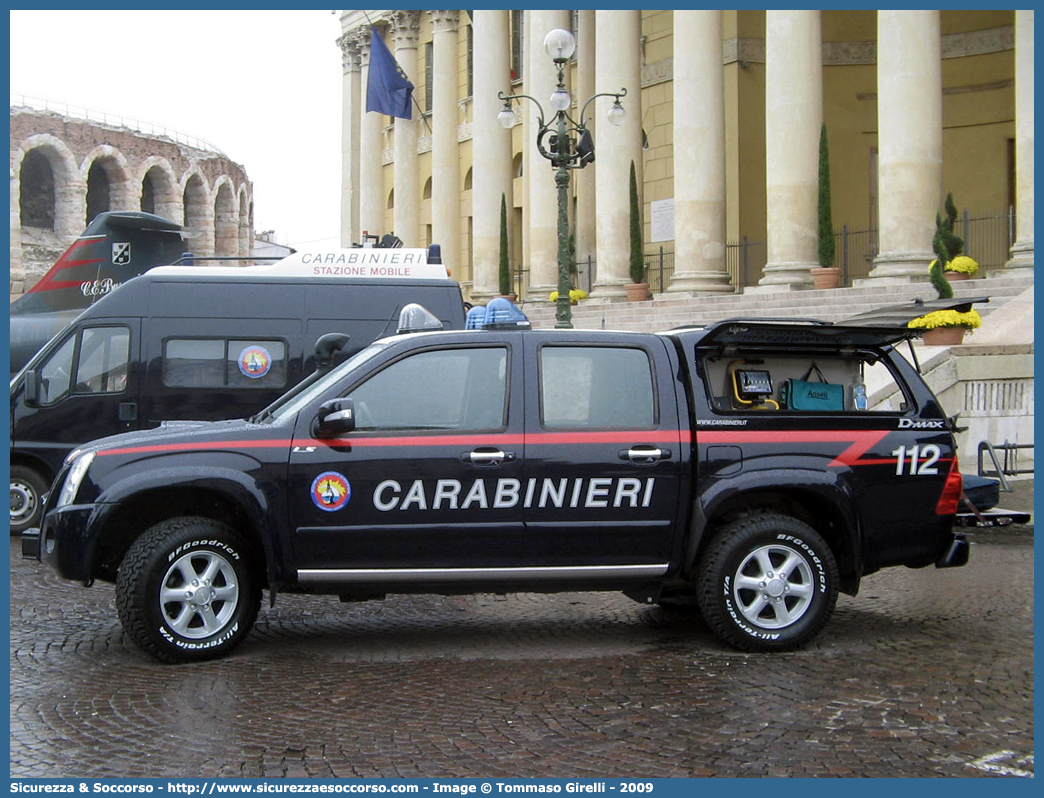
90,479,271,585
10,451,57,485
691,474,863,595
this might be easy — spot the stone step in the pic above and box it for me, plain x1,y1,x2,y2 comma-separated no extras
523,270,1033,332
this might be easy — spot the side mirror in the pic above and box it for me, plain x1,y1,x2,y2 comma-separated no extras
312,398,355,439
23,370,40,408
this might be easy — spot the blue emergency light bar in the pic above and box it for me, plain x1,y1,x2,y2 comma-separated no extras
471,297,531,330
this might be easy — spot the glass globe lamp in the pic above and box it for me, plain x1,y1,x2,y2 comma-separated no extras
543,29,576,61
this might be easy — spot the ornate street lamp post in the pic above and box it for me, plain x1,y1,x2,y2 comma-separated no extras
498,28,626,328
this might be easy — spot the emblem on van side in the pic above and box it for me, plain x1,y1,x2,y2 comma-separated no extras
238,345,272,379
112,242,131,264
311,472,351,512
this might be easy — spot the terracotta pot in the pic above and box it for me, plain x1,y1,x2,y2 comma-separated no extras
811,266,841,289
922,326,966,346
944,270,971,282
625,282,650,302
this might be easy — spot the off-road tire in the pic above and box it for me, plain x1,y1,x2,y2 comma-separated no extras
116,517,261,663
696,513,839,652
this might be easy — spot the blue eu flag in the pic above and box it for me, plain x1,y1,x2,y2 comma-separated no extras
366,26,414,120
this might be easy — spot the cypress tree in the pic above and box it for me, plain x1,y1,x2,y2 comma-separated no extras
930,222,954,300
498,193,511,295
939,192,964,259
629,161,645,284
817,123,835,267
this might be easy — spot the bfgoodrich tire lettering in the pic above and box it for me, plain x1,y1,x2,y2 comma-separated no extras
116,517,261,663
696,513,839,652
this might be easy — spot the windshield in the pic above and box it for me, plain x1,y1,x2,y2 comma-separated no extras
252,342,389,423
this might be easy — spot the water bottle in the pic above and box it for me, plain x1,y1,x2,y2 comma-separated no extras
853,383,868,411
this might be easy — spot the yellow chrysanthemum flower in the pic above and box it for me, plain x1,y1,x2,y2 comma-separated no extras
946,255,979,275
928,256,979,276
907,309,982,331
549,289,589,304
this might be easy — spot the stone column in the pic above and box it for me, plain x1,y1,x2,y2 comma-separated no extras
592,9,643,298
214,189,238,256
150,171,181,227
1006,9,1034,270
574,10,596,288
58,175,87,239
471,10,514,299
359,30,385,238
870,10,942,281
238,196,252,258
184,187,216,258
338,32,362,247
430,11,461,276
10,165,24,297
668,10,733,294
390,10,420,245
757,9,821,291
526,10,572,301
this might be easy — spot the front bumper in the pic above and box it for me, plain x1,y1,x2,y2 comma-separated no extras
935,532,970,568
31,505,101,582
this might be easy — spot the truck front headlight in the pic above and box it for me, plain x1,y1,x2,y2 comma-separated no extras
56,452,96,509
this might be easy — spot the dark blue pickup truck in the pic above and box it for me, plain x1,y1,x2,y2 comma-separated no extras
25,303,969,663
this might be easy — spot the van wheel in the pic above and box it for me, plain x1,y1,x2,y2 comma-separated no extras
115,518,261,663
696,514,838,652
11,465,48,536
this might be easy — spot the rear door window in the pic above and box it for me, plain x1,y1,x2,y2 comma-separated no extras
540,346,656,429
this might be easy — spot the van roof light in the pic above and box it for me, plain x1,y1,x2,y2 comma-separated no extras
482,297,531,330
397,303,444,334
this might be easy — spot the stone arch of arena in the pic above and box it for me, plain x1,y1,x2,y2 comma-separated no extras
10,104,254,298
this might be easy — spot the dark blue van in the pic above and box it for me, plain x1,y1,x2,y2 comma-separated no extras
10,249,465,533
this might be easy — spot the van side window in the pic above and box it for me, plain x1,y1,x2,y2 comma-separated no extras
163,339,287,389
540,346,656,429
38,336,75,405
228,341,287,388
38,326,130,405
75,327,130,394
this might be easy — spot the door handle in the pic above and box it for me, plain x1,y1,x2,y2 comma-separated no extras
618,446,671,464
463,448,516,467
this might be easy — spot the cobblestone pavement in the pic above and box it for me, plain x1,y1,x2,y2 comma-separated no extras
9,529,1033,780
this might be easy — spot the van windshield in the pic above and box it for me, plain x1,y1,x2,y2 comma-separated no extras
251,342,389,424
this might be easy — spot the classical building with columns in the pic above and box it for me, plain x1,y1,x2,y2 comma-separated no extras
337,9,1033,303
